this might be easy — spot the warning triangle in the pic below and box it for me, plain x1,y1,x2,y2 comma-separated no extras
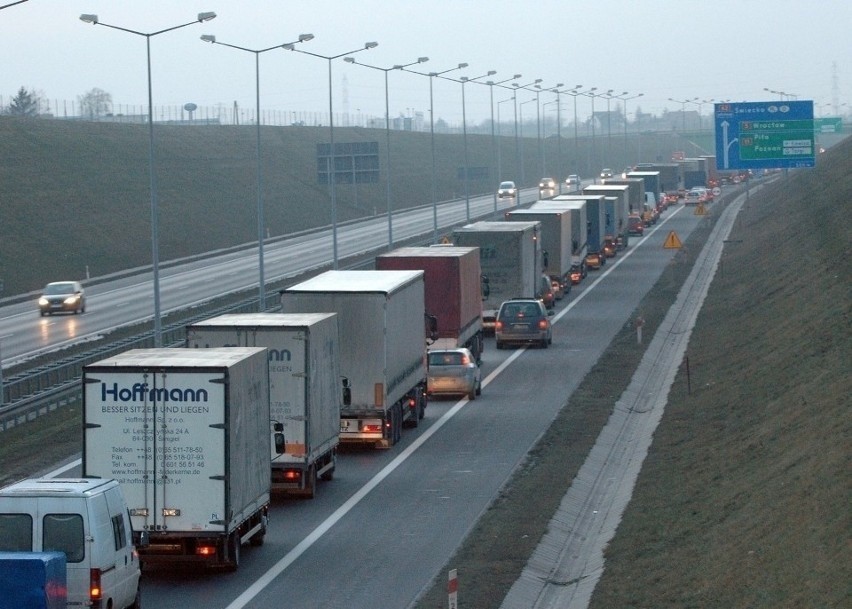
663,230,682,249
694,203,706,215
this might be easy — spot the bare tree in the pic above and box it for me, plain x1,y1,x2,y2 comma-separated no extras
78,88,113,119
6,86,40,116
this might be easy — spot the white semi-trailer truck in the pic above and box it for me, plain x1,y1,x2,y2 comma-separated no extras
186,313,341,497
82,347,271,570
280,270,429,448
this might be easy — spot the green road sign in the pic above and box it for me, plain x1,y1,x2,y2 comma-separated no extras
815,117,842,133
738,119,814,161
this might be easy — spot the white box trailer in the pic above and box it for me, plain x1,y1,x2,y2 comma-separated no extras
82,347,271,570
280,270,428,449
504,208,573,292
533,198,589,270
452,221,542,332
185,313,341,497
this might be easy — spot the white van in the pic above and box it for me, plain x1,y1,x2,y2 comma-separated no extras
0,478,141,609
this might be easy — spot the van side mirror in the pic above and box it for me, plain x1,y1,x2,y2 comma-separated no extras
138,530,150,548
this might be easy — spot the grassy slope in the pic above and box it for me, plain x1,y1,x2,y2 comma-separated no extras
589,138,852,608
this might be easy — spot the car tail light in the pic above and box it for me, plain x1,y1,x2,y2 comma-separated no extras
495,321,504,331
89,569,102,603
460,354,470,365
537,319,549,330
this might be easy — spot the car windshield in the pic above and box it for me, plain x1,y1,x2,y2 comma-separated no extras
500,182,514,188
44,283,75,295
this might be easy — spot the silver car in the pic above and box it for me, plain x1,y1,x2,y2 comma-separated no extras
38,281,86,316
427,348,482,400
497,180,518,199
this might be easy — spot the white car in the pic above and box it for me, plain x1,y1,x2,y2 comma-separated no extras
497,181,518,199
565,174,581,190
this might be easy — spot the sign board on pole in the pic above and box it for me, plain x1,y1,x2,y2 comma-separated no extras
714,101,815,170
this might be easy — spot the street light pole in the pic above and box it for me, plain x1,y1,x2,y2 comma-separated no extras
511,79,542,189
442,69,496,222
80,11,217,347
482,74,520,212
519,98,537,185
200,33,313,311
285,41,378,268
617,92,643,163
669,97,697,134
603,90,625,165
405,63,467,243
345,56,429,249
497,96,514,184
580,88,603,175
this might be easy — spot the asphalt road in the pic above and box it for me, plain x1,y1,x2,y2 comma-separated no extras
44,195,711,609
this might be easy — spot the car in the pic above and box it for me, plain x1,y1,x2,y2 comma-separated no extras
569,262,586,285
600,168,613,179
538,177,557,197
426,347,481,400
564,174,581,190
497,180,518,199
550,276,569,301
628,214,644,236
585,251,604,270
494,298,552,349
537,274,555,310
602,237,617,258
684,187,709,206
38,280,85,316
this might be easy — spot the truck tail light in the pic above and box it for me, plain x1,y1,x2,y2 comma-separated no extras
283,469,301,483
407,397,416,410
196,544,217,557
89,569,102,602
362,422,383,434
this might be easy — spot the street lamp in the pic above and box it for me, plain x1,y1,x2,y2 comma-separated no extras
550,85,578,187
284,41,378,268
404,63,467,243
200,32,313,311
511,79,542,187
345,55,428,249
442,69,496,222
603,90,626,163
669,97,698,133
519,98,537,185
617,92,643,163
483,74,520,212
558,85,584,168
80,11,217,347
581,88,607,175
497,96,514,183
517,79,552,182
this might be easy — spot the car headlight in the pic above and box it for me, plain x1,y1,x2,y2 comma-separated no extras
64,295,80,305
38,297,49,306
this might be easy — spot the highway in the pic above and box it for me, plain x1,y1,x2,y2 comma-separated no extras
39,193,711,609
0,189,526,367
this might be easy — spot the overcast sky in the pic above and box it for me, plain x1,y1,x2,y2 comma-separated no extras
2,0,850,126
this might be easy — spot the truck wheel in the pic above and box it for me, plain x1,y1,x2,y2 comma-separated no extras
306,466,318,499
475,380,482,396
320,453,336,481
496,341,504,350
393,403,402,444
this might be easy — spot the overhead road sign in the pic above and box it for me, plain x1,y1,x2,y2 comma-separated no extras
714,101,815,170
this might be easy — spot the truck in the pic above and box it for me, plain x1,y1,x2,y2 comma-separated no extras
626,171,662,205
82,347,271,570
700,155,719,187
504,208,573,300
376,246,485,362
0,553,66,609
633,162,681,194
584,183,633,251
539,196,591,272
548,197,605,270
452,221,542,332
185,313,341,498
677,159,707,190
280,270,429,448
